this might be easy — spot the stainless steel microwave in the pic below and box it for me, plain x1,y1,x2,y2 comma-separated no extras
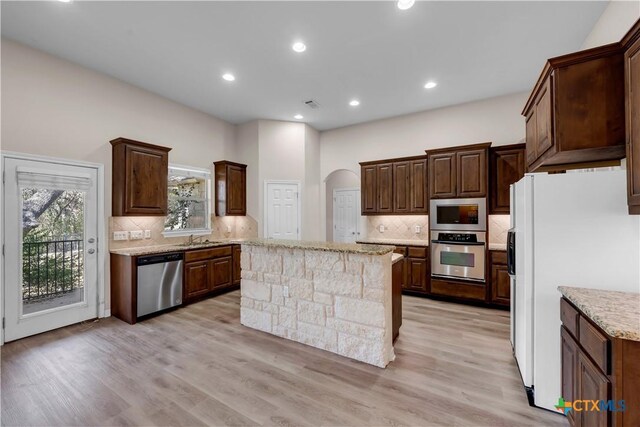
430,198,487,231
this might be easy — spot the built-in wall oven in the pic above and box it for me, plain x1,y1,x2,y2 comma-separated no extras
431,231,486,282
430,198,486,232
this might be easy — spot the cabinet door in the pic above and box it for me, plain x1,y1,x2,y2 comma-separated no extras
525,109,538,166
184,261,210,300
576,351,610,427
210,256,232,290
456,149,487,198
124,144,168,215
232,245,242,285
226,165,247,215
406,258,428,292
490,262,510,306
627,36,640,214
490,146,525,214
535,77,554,161
377,163,394,213
561,327,578,427
361,165,378,214
410,159,428,213
393,161,411,213
429,153,457,199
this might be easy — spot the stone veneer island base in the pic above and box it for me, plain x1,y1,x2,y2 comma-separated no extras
239,239,396,368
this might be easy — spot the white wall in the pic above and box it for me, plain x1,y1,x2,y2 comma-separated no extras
581,0,640,49
303,125,322,241
1,39,237,311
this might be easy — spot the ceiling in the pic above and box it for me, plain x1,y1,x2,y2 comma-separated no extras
1,1,608,131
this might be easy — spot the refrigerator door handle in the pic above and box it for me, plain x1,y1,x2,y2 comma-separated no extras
507,229,516,276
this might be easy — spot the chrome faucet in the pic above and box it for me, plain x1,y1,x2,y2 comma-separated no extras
187,234,205,245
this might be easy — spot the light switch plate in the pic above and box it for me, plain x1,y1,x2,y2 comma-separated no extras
113,231,128,241
130,230,143,240
378,224,385,233
144,230,151,239
414,225,421,234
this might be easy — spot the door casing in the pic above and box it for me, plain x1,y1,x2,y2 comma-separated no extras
0,151,106,345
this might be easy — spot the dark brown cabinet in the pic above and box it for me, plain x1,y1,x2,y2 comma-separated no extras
110,138,171,216
489,250,510,306
360,155,428,215
393,161,411,213
428,143,490,199
233,245,242,285
560,297,640,427
489,144,526,214
523,44,626,172
184,246,235,303
214,161,247,216
624,21,640,215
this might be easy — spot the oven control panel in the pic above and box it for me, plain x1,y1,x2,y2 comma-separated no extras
437,233,479,243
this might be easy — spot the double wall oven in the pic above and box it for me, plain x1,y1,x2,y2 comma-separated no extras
430,198,486,282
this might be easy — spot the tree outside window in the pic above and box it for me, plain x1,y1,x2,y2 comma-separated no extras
164,166,211,235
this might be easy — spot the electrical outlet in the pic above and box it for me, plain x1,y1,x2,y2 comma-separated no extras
130,230,143,240
113,231,128,241
226,225,232,233
414,225,421,234
144,230,151,239
378,224,385,233
283,286,290,298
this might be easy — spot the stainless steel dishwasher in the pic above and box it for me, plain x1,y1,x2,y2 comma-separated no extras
137,252,184,318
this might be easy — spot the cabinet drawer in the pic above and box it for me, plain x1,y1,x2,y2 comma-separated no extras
431,279,485,301
579,317,610,374
560,298,579,338
407,247,427,258
490,250,507,265
393,246,408,256
185,246,233,263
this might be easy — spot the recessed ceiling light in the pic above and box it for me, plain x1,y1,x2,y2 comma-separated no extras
349,100,360,107
294,114,304,120
222,73,235,82
58,0,72,3
424,81,438,89
397,0,415,10
292,42,307,53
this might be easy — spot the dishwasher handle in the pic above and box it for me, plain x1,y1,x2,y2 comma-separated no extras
137,252,184,266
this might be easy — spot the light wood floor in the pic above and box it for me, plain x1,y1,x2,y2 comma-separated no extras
1,292,566,426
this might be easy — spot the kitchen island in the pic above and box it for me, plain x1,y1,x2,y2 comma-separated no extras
239,239,398,368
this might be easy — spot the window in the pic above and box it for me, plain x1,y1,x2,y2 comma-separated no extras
163,165,211,236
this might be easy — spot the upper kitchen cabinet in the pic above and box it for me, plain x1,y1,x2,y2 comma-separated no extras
489,143,526,214
360,155,428,215
522,43,625,172
214,161,247,216
110,138,171,216
624,20,640,215
427,143,490,199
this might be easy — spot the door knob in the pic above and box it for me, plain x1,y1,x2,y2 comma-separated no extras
88,238,96,243
87,248,95,254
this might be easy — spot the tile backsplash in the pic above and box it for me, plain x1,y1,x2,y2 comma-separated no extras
109,215,258,250
364,214,510,245
365,216,429,240
488,215,510,246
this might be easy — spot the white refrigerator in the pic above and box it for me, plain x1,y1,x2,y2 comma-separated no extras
509,169,640,412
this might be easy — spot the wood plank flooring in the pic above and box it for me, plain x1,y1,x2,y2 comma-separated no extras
1,292,567,426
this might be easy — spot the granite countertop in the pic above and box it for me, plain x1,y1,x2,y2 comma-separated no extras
391,253,404,264
558,286,640,341
489,243,507,251
241,239,394,255
356,238,430,247
110,238,248,256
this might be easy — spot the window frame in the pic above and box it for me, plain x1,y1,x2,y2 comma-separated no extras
162,164,212,238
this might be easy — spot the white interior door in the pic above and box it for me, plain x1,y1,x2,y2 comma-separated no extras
265,182,300,240
333,188,360,243
3,156,100,342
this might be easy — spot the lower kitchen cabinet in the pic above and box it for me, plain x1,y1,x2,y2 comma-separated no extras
560,297,640,427
184,245,236,303
233,244,242,285
489,250,510,306
389,245,430,294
